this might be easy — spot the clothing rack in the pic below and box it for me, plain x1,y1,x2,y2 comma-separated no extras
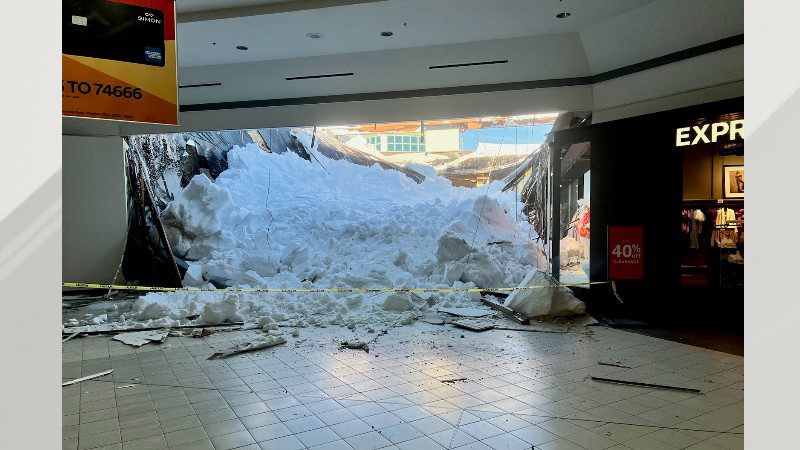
682,199,744,206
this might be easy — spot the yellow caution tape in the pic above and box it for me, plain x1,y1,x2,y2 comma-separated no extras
62,281,610,294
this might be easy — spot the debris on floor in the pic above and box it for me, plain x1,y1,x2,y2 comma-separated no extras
62,332,80,343
62,369,114,387
62,321,248,335
480,296,529,324
112,330,168,347
189,328,215,338
589,375,701,393
341,340,369,352
492,323,569,333
60,315,743,449
528,313,598,327
420,313,446,325
602,318,649,328
598,358,632,368
452,318,494,332
504,269,586,318
437,306,494,318
208,335,287,359
440,377,468,384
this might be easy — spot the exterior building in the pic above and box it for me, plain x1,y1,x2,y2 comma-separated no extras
348,115,555,158
363,127,461,154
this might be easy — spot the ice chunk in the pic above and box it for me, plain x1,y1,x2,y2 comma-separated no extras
130,299,172,321
459,254,504,288
183,264,205,287
382,293,413,311
504,269,585,317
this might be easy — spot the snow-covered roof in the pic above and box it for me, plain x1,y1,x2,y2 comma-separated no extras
260,128,427,183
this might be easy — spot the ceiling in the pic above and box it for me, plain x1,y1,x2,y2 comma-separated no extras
63,0,743,135
177,0,305,14
176,0,653,67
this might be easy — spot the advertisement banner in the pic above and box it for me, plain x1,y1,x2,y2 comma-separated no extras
62,0,178,125
608,226,644,280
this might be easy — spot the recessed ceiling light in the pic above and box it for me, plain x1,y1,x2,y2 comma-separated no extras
556,12,571,19
306,32,323,39
236,45,248,50
380,31,394,37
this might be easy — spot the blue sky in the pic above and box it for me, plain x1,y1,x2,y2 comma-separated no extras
460,124,552,151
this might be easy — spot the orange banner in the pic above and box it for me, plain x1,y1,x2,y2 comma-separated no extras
62,0,178,125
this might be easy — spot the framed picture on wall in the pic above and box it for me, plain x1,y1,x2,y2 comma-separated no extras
724,165,745,198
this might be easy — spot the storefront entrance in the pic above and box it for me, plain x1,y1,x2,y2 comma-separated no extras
551,98,744,329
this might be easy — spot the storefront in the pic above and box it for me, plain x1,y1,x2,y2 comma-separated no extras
551,98,744,324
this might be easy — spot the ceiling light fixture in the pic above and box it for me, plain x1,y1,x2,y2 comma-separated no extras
380,31,394,37
236,45,248,50
429,59,509,70
285,72,354,81
556,12,571,19
306,32,323,39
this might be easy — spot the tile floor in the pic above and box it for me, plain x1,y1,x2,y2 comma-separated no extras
62,321,743,450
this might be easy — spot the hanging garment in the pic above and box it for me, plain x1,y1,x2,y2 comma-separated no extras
712,208,738,247
681,209,692,234
577,206,590,239
689,209,706,249
718,229,738,248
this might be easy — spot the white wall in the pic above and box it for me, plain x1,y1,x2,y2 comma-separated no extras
424,129,460,152
581,0,744,122
592,46,744,123
579,0,743,74
62,135,128,285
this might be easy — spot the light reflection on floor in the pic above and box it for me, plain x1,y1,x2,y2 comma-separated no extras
63,320,743,449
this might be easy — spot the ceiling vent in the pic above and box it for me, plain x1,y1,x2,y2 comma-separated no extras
429,59,508,70
179,82,222,89
285,72,355,81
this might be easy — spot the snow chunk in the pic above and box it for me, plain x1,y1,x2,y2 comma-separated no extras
382,293,413,311
505,269,585,317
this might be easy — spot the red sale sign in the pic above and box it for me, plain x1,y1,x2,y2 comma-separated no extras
608,226,644,280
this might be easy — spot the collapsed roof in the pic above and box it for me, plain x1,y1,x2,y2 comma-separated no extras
256,127,426,183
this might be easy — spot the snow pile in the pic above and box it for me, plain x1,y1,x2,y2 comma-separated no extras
343,134,382,157
505,269,586,318
403,161,439,178
116,143,545,329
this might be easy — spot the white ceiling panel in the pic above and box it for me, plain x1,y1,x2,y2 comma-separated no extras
176,0,652,67
177,33,590,104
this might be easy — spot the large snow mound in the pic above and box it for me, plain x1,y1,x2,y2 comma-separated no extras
120,144,545,329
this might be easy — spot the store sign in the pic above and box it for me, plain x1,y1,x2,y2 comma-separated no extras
608,226,644,280
675,119,744,147
62,0,178,125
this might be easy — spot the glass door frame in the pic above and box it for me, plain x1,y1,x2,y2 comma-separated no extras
550,126,594,281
